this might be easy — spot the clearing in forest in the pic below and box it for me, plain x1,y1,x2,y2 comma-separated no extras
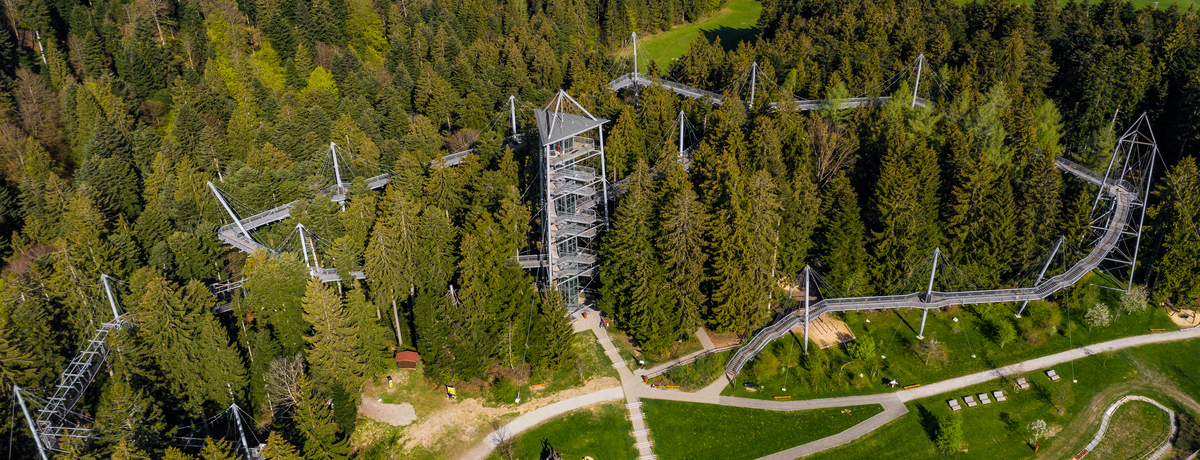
621,0,763,73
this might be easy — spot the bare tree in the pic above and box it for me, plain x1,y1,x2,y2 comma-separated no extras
808,116,858,187
264,354,307,417
913,336,948,365
489,421,515,460
1053,384,1070,415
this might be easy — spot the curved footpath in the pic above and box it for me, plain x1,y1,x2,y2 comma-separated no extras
459,317,1200,460
1077,395,1176,460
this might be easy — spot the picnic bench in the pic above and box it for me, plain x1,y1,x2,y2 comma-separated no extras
1046,369,1060,381
993,390,1007,402
1015,377,1031,389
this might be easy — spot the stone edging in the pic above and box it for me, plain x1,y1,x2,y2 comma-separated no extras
1078,395,1177,460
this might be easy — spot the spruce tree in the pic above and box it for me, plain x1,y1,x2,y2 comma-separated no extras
294,375,351,460
528,288,576,371
815,174,870,296
301,279,367,391
656,160,708,337
600,159,672,353
1157,156,1200,304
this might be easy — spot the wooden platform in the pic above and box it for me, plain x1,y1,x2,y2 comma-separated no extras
789,315,856,349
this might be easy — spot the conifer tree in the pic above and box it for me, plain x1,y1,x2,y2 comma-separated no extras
294,375,351,460
815,174,870,296
528,288,576,370
198,439,237,460
656,160,708,336
301,279,367,390
260,432,304,460
1157,156,1200,304
244,253,311,355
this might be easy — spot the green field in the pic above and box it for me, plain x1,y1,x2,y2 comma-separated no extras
1090,401,1171,459
486,402,637,460
802,338,1200,460
642,400,882,459
722,289,1177,402
625,0,763,73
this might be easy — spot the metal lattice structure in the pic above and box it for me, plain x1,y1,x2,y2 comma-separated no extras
724,118,1159,378
15,275,267,460
517,90,610,309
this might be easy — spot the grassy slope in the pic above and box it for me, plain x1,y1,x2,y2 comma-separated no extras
1090,401,1171,458
723,299,1177,401
625,0,763,73
642,400,883,460
485,402,636,460
801,337,1200,460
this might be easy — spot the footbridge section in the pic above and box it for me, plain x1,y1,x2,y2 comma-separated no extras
606,73,929,111
725,156,1137,378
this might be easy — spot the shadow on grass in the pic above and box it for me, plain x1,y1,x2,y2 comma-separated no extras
915,404,940,442
700,25,759,51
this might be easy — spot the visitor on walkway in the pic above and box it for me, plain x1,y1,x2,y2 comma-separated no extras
447,385,457,400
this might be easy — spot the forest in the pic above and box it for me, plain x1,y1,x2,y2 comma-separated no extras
0,0,1196,456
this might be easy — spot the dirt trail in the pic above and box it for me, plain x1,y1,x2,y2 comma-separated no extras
398,376,620,452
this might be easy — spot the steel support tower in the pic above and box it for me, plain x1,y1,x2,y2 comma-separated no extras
532,90,610,308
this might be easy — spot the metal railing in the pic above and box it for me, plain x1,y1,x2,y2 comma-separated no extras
725,158,1138,377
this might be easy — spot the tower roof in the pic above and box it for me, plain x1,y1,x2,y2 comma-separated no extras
535,109,608,145
534,90,608,145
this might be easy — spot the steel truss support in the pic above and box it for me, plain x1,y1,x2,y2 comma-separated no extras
14,386,50,460
911,54,924,108
1086,113,1158,291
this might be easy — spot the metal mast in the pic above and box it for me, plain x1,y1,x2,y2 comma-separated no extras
918,248,940,340
911,54,924,108
1017,236,1064,317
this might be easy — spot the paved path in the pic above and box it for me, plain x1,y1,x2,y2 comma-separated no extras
458,386,624,460
463,320,1200,460
697,328,716,350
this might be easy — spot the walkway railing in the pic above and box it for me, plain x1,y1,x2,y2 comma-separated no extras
725,158,1136,377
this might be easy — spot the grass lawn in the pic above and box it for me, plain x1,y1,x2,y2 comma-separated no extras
723,284,1177,401
642,399,883,460
485,402,636,460
621,0,763,73
800,338,1200,460
1090,400,1171,459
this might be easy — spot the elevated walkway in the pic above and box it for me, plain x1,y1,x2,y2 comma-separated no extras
607,73,929,110
725,157,1135,377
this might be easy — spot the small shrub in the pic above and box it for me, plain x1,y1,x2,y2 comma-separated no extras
1028,300,1062,331
846,335,876,361
751,350,780,380
1084,304,1113,330
490,378,518,404
936,412,965,454
989,317,1017,348
1119,285,1149,314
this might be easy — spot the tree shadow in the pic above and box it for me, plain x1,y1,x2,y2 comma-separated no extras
700,25,759,52
915,404,940,442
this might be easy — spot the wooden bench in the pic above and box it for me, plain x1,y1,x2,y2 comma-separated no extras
1149,328,1166,332
773,395,792,400
1015,377,1031,389
963,395,978,407
903,384,921,390
1046,369,1060,381
530,383,547,391
992,390,1007,402
947,399,962,411
665,385,680,389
